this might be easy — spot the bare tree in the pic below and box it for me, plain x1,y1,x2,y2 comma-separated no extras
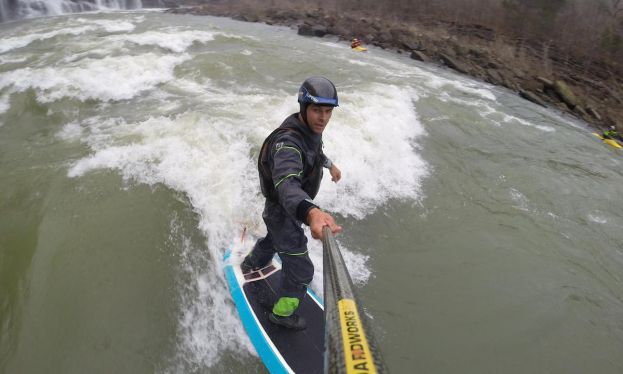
610,0,623,17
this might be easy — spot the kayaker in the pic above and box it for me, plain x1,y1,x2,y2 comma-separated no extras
351,38,362,49
241,76,343,330
602,126,620,140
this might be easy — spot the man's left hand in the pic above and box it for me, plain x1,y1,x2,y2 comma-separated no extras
329,164,341,182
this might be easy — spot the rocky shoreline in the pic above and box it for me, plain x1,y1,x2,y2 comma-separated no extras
167,4,623,133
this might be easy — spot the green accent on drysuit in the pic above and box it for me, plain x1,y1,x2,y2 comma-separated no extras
272,296,300,317
278,249,309,256
273,146,304,189
274,171,303,189
275,145,302,162
603,130,618,139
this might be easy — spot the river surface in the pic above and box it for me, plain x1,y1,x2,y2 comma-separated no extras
1,11,623,374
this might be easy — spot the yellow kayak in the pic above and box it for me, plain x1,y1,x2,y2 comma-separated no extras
352,46,368,52
593,133,622,149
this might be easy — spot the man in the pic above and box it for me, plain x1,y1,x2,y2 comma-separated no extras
241,76,343,330
602,125,620,140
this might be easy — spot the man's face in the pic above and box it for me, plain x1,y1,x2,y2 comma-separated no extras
306,104,333,134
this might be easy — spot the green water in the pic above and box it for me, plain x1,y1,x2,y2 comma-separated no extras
1,11,623,374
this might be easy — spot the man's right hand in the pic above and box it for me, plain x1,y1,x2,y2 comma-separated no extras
307,208,342,239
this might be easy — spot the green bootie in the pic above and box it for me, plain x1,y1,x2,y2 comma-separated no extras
270,297,306,330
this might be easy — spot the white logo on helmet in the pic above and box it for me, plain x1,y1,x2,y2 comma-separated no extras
300,88,319,103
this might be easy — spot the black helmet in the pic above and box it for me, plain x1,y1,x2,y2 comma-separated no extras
298,76,338,125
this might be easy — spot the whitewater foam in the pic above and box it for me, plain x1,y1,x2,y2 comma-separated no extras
347,58,371,67
56,121,84,141
318,84,428,219
75,17,136,32
0,25,96,54
502,113,555,132
588,214,608,224
105,29,217,53
0,53,190,102
510,187,530,211
0,55,29,65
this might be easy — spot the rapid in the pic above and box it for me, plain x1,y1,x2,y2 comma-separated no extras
1,11,622,374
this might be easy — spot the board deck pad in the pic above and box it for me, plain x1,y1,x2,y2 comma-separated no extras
225,251,325,374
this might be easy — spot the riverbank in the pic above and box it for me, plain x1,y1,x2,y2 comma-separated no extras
167,3,623,134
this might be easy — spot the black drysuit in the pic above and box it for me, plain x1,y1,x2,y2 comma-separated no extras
249,113,330,302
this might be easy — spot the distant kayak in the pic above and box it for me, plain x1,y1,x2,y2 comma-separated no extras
352,46,368,52
593,133,623,149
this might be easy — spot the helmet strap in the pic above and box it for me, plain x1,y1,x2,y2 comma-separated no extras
299,103,309,126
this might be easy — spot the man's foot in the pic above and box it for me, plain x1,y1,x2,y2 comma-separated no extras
240,257,257,274
268,313,307,330
247,282,275,310
256,287,276,310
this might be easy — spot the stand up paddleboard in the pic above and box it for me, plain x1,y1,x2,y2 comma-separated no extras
224,238,324,374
